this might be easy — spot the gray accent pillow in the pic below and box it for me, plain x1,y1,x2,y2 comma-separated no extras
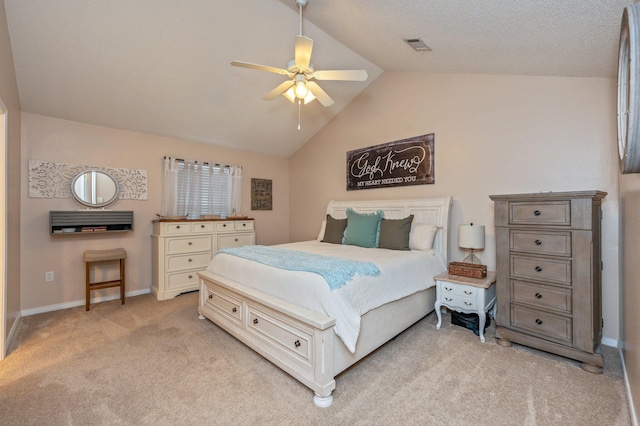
321,214,347,244
378,215,414,250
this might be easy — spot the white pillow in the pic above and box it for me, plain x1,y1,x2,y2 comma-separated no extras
409,223,441,251
317,220,327,240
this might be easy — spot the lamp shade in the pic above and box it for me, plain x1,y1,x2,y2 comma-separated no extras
459,224,485,249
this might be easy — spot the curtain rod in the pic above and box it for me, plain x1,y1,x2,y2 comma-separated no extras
163,156,238,169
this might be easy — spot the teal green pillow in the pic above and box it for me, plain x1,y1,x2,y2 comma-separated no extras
343,208,384,248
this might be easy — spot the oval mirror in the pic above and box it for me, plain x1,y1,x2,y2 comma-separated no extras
71,170,119,208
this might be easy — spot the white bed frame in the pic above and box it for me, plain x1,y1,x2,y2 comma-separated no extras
198,197,452,407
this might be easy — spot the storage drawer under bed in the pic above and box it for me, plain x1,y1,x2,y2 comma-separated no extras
247,305,313,362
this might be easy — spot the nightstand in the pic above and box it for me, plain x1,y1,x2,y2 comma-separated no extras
434,271,497,342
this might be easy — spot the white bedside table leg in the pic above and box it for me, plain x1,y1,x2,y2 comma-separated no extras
435,300,443,329
478,310,487,343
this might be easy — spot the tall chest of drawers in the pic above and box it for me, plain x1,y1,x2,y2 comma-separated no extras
489,191,606,373
152,219,255,300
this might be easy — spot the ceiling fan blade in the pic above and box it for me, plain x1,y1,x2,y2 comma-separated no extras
312,70,368,81
231,60,291,76
295,36,313,70
307,81,334,107
263,80,294,101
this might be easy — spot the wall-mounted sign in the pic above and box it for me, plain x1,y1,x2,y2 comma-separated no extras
346,133,434,191
251,178,272,210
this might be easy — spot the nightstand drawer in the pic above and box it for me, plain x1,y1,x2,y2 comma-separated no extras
511,280,572,313
509,201,571,226
441,294,477,311
510,255,571,285
510,230,571,256
510,305,572,343
439,281,478,298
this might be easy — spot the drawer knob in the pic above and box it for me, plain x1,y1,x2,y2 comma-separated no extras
534,210,541,216
235,238,239,242
253,318,259,324
294,340,301,348
176,225,181,229
188,242,193,245
201,225,205,228
208,294,213,299
535,266,542,272
232,307,237,313
535,318,543,325
535,292,542,299
535,239,542,245
223,224,227,227
188,275,193,279
188,258,193,262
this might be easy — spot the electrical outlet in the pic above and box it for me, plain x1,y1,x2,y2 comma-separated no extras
45,271,54,282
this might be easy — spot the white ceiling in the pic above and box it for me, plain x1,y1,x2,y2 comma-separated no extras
4,0,630,157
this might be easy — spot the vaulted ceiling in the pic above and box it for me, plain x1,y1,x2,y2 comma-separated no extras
4,0,630,157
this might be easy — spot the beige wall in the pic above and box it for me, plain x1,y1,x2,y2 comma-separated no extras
0,0,21,349
620,172,640,418
289,72,621,343
20,112,289,312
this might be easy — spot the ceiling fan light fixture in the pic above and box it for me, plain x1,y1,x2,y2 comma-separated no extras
284,86,315,104
294,81,309,99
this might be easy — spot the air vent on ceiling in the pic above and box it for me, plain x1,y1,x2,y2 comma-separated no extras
404,38,432,52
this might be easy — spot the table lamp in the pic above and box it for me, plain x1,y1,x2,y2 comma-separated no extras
459,223,485,264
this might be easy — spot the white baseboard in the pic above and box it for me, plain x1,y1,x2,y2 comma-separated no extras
620,345,639,426
602,336,619,348
20,288,151,317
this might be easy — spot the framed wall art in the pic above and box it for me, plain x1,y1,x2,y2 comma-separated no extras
251,178,272,210
346,133,434,191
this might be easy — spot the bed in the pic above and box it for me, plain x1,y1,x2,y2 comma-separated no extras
197,197,452,407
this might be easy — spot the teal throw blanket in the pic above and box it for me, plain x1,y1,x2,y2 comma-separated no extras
218,245,380,290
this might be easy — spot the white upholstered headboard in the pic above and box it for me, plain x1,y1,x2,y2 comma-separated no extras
325,197,453,263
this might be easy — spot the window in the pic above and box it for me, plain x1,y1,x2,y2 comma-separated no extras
176,161,230,217
162,157,242,219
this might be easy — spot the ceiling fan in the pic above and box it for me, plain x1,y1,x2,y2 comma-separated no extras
231,0,368,110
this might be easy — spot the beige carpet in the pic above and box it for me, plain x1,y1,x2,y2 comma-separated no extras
0,292,631,425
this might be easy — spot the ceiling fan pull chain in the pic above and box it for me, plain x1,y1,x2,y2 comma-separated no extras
298,99,302,130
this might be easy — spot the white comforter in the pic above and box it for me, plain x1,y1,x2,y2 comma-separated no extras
207,240,446,353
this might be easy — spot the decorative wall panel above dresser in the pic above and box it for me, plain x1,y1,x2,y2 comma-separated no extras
489,191,606,373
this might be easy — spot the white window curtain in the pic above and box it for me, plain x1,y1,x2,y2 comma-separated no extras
229,165,242,216
162,157,242,218
161,157,179,216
